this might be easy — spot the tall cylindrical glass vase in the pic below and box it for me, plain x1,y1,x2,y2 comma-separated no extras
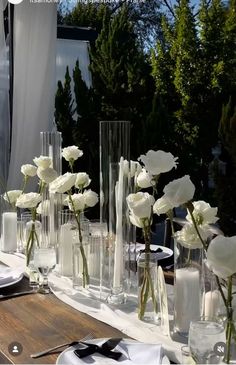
0,196,17,253
174,239,205,337
40,132,62,251
100,121,130,304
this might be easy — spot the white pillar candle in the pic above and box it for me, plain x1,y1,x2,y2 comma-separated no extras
59,223,73,276
1,212,17,252
204,290,221,320
175,267,201,333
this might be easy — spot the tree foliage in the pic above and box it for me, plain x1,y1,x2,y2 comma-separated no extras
55,0,236,230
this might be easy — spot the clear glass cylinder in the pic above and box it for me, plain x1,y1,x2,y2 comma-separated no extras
0,196,17,253
88,220,107,292
21,211,41,289
40,132,62,250
137,252,159,323
174,240,205,336
73,237,90,290
99,121,130,304
58,209,75,277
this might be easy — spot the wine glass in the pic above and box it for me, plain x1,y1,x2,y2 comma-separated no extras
33,247,56,294
188,320,226,364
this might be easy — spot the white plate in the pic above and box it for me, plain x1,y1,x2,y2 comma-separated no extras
0,267,24,288
56,338,169,365
126,244,173,261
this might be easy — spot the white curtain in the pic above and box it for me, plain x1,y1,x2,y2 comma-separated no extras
0,0,10,190
7,0,57,190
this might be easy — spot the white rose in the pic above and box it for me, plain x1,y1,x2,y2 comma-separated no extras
83,190,99,207
75,173,91,189
62,146,83,161
126,192,155,219
3,190,22,205
175,223,210,249
163,175,195,207
33,155,52,169
49,173,76,194
129,213,150,228
153,195,173,215
21,164,37,177
186,200,219,225
36,200,50,216
130,161,142,178
138,150,178,176
207,235,236,279
37,167,58,184
16,193,42,209
136,169,154,188
66,193,85,212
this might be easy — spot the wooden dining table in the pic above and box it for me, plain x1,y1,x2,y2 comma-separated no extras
0,277,125,364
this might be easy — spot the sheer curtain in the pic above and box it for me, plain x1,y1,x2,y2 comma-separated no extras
0,0,10,190
7,0,57,190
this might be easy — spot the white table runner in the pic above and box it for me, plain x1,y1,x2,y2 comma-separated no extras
0,252,183,363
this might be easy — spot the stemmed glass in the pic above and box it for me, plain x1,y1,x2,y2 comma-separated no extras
33,247,56,294
188,320,226,364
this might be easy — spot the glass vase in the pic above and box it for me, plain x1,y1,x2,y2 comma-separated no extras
23,212,42,289
58,209,74,277
99,121,130,304
174,239,205,336
72,234,90,290
40,131,62,252
224,309,236,364
0,197,17,253
137,252,159,323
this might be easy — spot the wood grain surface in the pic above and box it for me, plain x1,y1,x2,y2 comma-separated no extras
0,278,124,364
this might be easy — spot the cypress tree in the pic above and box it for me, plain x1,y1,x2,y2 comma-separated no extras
55,67,76,147
90,5,154,157
172,0,198,106
214,97,236,234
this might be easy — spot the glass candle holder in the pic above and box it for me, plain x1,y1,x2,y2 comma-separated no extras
0,196,17,253
40,132,62,251
174,239,205,337
99,121,130,304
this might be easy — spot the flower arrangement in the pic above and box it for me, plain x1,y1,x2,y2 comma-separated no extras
155,174,236,363
2,157,58,264
126,150,178,320
127,148,236,361
49,145,98,288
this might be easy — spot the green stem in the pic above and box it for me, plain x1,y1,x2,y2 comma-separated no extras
22,176,29,193
38,180,46,195
69,160,74,173
186,202,207,250
138,224,158,320
143,222,151,253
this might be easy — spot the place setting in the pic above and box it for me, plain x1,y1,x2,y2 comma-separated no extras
31,335,169,365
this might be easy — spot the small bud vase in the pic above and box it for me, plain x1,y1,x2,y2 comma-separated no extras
137,252,159,323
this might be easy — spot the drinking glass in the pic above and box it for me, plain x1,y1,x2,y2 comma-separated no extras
188,320,226,364
33,247,56,294
16,218,25,253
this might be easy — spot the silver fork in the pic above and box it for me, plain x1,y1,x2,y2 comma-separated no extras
31,333,94,358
